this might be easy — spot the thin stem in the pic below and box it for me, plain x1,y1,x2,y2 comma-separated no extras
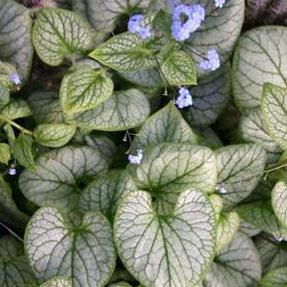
0,221,23,242
153,55,169,96
0,115,33,136
264,162,287,180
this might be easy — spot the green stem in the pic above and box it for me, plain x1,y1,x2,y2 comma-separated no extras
0,115,33,136
264,162,287,180
0,221,23,242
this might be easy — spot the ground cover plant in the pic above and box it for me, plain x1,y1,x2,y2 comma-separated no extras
0,0,287,286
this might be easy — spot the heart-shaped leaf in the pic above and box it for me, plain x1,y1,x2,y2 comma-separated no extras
25,207,116,286
19,146,109,210
40,277,72,287
114,189,216,287
233,26,287,109
272,181,287,228
33,8,93,66
136,103,198,147
0,0,33,81
215,144,266,207
0,235,36,287
260,267,287,287
0,143,10,165
79,170,137,222
262,83,287,150
68,89,150,131
204,232,261,287
183,63,231,126
60,65,114,113
34,124,76,148
130,143,217,214
89,33,155,73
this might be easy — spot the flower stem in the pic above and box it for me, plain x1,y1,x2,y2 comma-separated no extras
0,115,33,136
264,162,287,180
0,221,23,242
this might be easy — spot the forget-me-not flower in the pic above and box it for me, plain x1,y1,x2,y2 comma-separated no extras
128,14,152,39
215,0,226,8
200,49,220,71
8,168,16,176
175,87,193,109
128,148,143,164
9,72,21,85
172,4,205,42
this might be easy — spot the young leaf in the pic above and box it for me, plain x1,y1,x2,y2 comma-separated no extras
0,143,10,165
183,63,231,126
0,99,32,122
136,103,198,147
19,146,109,210
130,143,217,214
114,190,216,287
60,65,114,113
0,0,33,81
34,124,76,148
260,267,287,287
68,89,150,131
216,144,266,207
28,91,64,124
79,170,137,222
33,8,93,66
13,134,35,171
40,277,72,287
89,33,155,72
272,181,287,228
0,83,9,108
160,50,197,86
262,83,287,150
25,207,116,286
233,26,287,109
204,233,261,287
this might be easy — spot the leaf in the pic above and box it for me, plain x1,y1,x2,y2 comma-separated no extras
183,63,231,126
68,89,150,131
109,283,132,287
89,33,155,73
19,146,109,210
0,0,33,81
72,0,151,33
114,189,216,287
0,235,36,287
136,103,198,147
215,212,240,254
0,177,29,229
33,8,93,66
255,236,287,275
160,50,196,86
130,143,217,214
25,207,116,286
79,170,137,222
34,124,76,148
40,278,72,287
183,0,244,76
233,26,287,109
0,99,32,122
0,84,9,108
272,181,287,228
0,143,10,165
60,65,114,113
260,267,287,287
215,144,266,207
28,91,64,124
204,232,261,287
240,109,281,162
262,83,287,150
13,134,35,171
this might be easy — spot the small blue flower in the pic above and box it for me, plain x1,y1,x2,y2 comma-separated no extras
200,49,220,71
128,149,143,164
175,87,193,109
9,72,21,85
215,0,226,8
171,4,205,42
8,168,16,176
128,14,151,39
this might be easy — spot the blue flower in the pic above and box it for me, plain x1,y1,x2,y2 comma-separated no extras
128,14,151,39
128,149,143,164
9,72,21,85
199,49,220,71
175,87,193,109
171,4,205,42
8,168,16,176
215,0,226,8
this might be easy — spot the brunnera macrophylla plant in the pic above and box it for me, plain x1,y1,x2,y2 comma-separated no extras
3,0,287,286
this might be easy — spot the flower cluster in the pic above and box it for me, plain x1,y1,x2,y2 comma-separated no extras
128,148,143,164
175,87,193,109
215,0,226,8
200,49,220,71
171,4,205,41
128,14,151,40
